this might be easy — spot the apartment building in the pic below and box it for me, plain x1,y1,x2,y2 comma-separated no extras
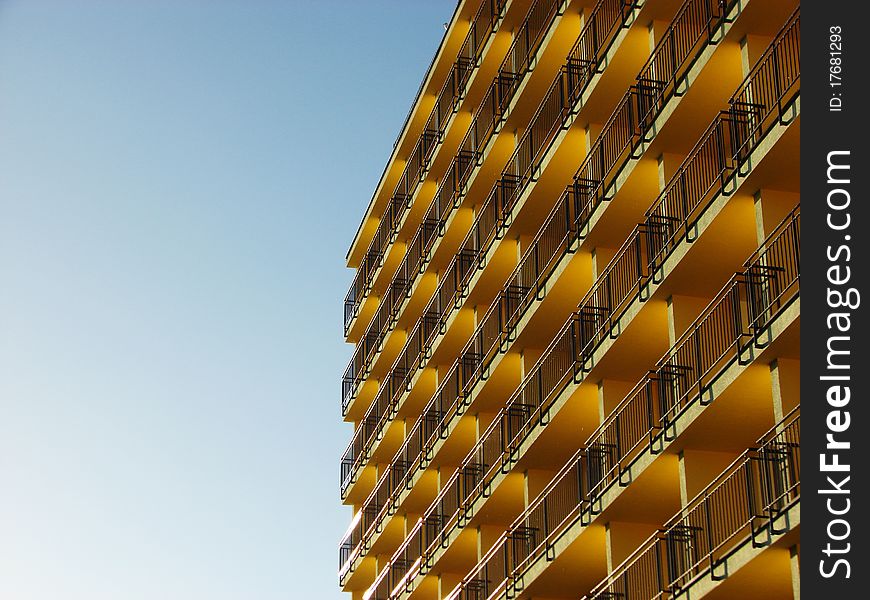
340,1,801,598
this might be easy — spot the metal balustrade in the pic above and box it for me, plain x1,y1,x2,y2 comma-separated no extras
341,0,778,581
446,205,799,600
340,0,635,496
360,14,801,593
342,0,567,414
569,0,738,223
341,1,641,575
582,410,800,600
344,0,507,335
637,0,725,100
585,210,799,506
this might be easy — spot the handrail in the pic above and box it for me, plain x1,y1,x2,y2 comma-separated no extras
368,9,801,593
342,0,566,413
448,205,800,600
341,0,640,576
341,0,770,579
581,410,799,599
345,0,508,334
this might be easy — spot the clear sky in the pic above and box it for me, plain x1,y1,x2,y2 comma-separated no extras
0,1,455,598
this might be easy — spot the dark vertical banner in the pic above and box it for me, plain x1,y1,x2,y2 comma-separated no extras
802,0,869,595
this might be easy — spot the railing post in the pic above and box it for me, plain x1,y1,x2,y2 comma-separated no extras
655,536,665,597
704,494,718,578
635,231,645,299
605,272,614,336
668,22,678,88
614,412,623,481
571,316,580,381
772,40,783,122
716,116,729,195
677,169,690,246
542,495,550,543
693,323,704,401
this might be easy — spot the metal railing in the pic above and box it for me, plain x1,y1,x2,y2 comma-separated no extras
342,0,566,415
340,0,639,573
582,410,800,599
341,0,780,580
340,0,634,496
583,207,799,508
344,0,507,335
447,205,800,600
398,12,801,595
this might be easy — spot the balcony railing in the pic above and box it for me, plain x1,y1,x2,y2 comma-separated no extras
340,1,639,567
359,14,801,593
339,0,744,573
344,0,508,335
582,410,800,600
340,0,783,579
341,0,636,494
446,205,800,600
342,0,567,415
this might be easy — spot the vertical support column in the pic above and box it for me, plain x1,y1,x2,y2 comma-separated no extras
604,522,615,574
666,295,711,346
596,380,606,426
591,246,617,283
753,189,800,245
740,33,776,78
790,544,801,599
648,17,673,59
678,449,739,508
597,379,634,425
523,470,530,510
677,450,690,508
605,521,657,573
517,232,533,264
770,357,801,423
525,469,553,510
657,152,684,192
585,122,605,148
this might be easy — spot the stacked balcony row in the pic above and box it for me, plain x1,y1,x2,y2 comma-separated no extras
345,0,508,335
369,188,800,597
355,6,800,595
339,0,756,570
581,409,799,600
342,0,576,415
441,206,799,600
341,0,643,502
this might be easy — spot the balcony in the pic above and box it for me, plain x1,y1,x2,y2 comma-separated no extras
341,3,647,582
582,410,799,600
342,0,575,417
356,11,800,593
341,0,642,501
344,0,509,338
341,0,761,450
444,205,799,600
338,0,764,576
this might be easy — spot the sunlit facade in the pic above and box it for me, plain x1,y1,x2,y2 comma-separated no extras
340,1,801,598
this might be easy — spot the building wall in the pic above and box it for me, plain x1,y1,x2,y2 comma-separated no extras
340,1,801,598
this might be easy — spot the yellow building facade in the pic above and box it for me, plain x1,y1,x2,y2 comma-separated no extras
340,1,801,599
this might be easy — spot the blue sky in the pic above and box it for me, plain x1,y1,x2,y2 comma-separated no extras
0,1,454,598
